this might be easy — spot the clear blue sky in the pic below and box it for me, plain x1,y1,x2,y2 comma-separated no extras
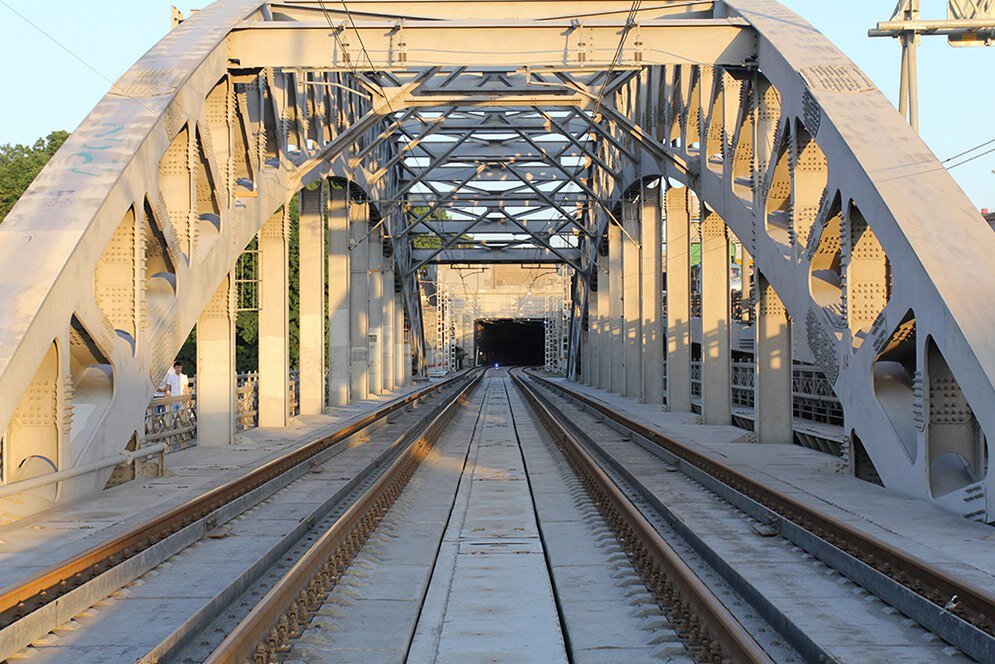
0,0,992,207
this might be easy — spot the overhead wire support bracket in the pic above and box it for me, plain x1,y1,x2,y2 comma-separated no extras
870,0,995,132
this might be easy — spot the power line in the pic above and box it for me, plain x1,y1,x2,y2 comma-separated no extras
315,0,404,265
0,0,157,116
947,145,995,171
941,137,995,165
592,0,642,118
317,0,397,115
1,0,316,273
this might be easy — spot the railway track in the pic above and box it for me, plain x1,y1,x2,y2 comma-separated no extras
197,371,787,663
521,369,995,664
510,370,776,664
198,370,483,664
5,368,994,663
0,370,478,661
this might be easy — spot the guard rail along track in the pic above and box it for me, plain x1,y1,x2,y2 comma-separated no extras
0,370,476,657
524,370,995,663
511,369,774,664
202,370,484,663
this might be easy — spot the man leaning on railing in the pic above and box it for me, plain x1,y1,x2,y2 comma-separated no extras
159,361,190,411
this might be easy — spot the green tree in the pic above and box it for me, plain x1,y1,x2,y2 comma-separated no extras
408,206,476,249
411,206,448,249
174,191,307,376
0,131,70,223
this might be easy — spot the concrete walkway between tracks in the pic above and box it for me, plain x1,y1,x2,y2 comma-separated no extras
408,375,568,663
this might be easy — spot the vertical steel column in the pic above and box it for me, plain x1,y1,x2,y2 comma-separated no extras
700,207,731,426
368,230,384,395
666,187,692,411
403,300,413,385
327,184,350,407
608,222,624,394
757,273,794,444
196,275,235,444
383,253,395,391
623,195,642,400
641,184,664,404
598,254,611,392
298,186,325,415
349,201,370,402
580,309,590,385
258,210,290,427
394,293,406,387
588,278,600,387
896,0,920,132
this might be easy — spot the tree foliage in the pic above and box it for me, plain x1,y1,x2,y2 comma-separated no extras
0,131,70,223
174,192,305,375
410,206,451,249
408,207,473,249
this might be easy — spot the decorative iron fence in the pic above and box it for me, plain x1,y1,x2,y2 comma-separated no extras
236,372,259,431
289,371,301,418
687,361,842,427
145,371,303,451
690,361,702,398
144,395,197,453
731,361,754,407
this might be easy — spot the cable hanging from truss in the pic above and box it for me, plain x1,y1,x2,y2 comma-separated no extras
592,0,643,118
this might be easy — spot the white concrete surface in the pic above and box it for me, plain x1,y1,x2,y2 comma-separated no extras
409,377,568,663
3,381,443,663
544,376,993,662
507,381,690,663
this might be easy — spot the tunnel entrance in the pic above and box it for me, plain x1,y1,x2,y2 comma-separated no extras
475,319,545,367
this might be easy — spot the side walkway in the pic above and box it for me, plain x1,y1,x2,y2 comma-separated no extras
549,377,995,592
0,381,438,590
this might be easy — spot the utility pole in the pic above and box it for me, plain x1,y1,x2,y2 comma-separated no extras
899,0,920,132
870,0,995,133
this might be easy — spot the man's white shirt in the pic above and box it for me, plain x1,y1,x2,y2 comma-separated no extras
163,371,189,397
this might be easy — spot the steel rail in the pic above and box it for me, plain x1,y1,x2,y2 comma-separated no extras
525,371,995,663
510,370,774,664
0,371,473,633
203,370,483,664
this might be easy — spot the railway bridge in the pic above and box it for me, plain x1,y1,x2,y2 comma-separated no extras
0,2,994,661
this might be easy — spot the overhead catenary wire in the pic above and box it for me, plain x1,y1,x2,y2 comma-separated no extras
946,145,995,171
592,0,643,118
315,0,398,119
316,0,403,266
0,0,157,116
0,0,305,249
941,137,995,164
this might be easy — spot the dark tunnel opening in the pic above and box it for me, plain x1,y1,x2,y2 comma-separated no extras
475,318,545,367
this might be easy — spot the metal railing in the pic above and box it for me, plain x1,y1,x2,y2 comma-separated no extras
731,361,754,407
236,372,259,431
144,395,197,453
687,361,843,427
145,371,304,451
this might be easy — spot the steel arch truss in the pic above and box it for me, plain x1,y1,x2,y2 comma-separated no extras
0,0,993,522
